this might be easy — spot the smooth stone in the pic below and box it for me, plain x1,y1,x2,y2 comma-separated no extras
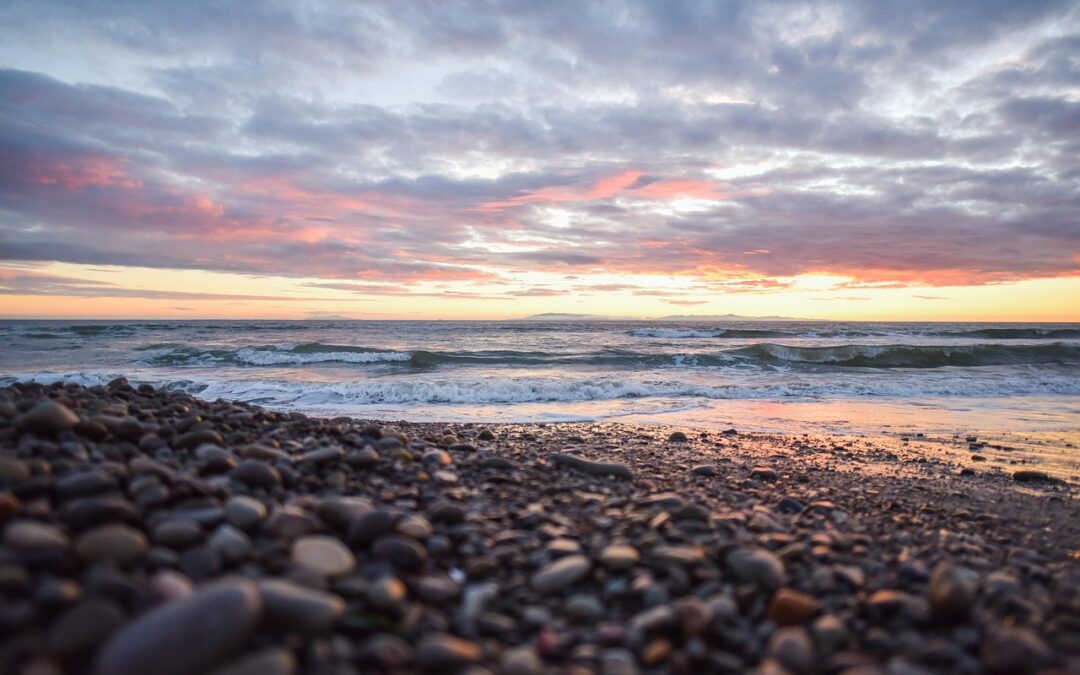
230,460,281,488
315,496,373,531
768,588,822,625
4,520,71,552
346,447,380,468
477,428,496,441
500,646,543,675
209,648,297,675
981,625,1053,674
347,509,395,546
751,466,779,481
46,599,126,656
94,580,261,675
258,579,345,635
372,535,428,571
18,401,80,436
225,496,267,531
368,576,407,611
414,575,461,604
691,464,717,476
175,428,224,450
766,626,815,674
76,524,147,566
0,457,30,482
654,545,705,566
479,456,515,470
396,515,433,540
727,548,787,589
531,554,591,593
599,545,640,570
777,498,805,514
565,594,606,622
427,500,466,524
667,431,688,442
415,634,482,671
153,520,204,549
55,470,114,498
207,525,252,564
291,535,355,577
550,453,633,480
928,563,978,622
299,446,343,466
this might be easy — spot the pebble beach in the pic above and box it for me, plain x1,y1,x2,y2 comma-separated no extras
1,378,1078,675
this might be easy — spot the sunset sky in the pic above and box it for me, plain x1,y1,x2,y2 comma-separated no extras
1,1,1078,320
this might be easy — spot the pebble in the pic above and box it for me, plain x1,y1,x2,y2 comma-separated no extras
415,634,482,671
599,544,640,569
766,626,815,674
347,509,395,546
4,520,71,552
231,460,282,488
94,580,261,675
291,535,355,577
373,534,428,571
1012,470,1052,483
209,648,297,675
667,431,688,443
500,645,543,675
368,575,407,611
751,466,779,481
727,547,787,589
18,400,80,436
928,563,978,622
768,588,822,625
257,579,345,635
981,625,1053,674
46,599,126,656
691,464,717,476
225,496,267,531
550,453,633,480
531,554,592,592
76,524,147,566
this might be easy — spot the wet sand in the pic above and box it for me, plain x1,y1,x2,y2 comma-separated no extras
1,378,1078,674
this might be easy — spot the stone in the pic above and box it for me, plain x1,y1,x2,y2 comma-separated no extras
209,648,296,675
691,464,717,476
291,535,355,577
373,535,428,571
531,554,591,592
751,466,778,481
500,645,543,675
599,545,640,570
981,625,1053,674
231,460,281,489
928,563,978,622
153,520,204,549
257,579,344,635
299,446,343,466
207,525,252,564
1012,470,1052,483
766,626,815,674
315,496,372,531
768,588,822,625
346,447,380,468
550,453,633,480
225,496,267,531
46,599,126,656
415,634,482,671
347,509,395,546
76,524,147,566
667,431,688,442
4,520,70,552
175,428,224,450
368,576,407,611
18,401,80,436
94,580,261,675
654,545,705,566
727,548,787,589
427,500,466,524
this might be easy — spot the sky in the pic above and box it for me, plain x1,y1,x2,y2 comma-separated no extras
0,0,1078,320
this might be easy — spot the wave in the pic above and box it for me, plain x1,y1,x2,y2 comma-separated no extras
9,369,1080,406
139,343,412,366
732,342,1080,368
629,328,793,338
932,328,1080,340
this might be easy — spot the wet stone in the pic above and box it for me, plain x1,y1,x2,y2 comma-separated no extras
225,496,267,531
347,509,395,546
258,579,345,635
76,524,147,566
691,464,717,476
928,563,978,622
94,580,261,675
291,535,355,577
415,634,482,672
727,547,787,589
550,453,633,480
531,554,591,593
768,588,822,625
46,599,126,656
231,460,281,489
373,534,428,571
599,544,640,570
18,401,80,436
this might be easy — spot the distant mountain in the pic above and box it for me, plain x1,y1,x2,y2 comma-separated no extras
523,312,808,321
656,313,807,321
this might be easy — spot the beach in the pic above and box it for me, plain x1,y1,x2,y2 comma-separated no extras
1,378,1078,674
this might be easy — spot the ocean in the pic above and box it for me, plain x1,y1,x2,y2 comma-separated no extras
2,319,1078,446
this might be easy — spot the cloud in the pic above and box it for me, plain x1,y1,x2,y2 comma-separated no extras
0,0,1077,297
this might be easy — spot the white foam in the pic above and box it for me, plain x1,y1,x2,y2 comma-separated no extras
630,328,717,338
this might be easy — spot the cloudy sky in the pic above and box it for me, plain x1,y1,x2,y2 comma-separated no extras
1,0,1078,319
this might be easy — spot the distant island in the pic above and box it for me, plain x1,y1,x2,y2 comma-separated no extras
522,312,808,321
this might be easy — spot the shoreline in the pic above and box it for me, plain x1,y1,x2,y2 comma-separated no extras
2,378,1079,673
